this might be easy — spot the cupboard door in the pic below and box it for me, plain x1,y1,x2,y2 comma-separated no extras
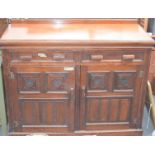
80,64,145,130
8,65,75,133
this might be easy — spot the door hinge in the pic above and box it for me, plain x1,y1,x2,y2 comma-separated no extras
10,72,15,79
13,121,19,128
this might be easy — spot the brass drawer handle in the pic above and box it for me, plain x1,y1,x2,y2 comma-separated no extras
122,55,135,61
38,53,47,58
53,54,65,60
19,55,32,61
91,55,103,60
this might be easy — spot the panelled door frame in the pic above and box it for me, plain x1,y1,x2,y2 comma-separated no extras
8,64,76,133
80,63,145,130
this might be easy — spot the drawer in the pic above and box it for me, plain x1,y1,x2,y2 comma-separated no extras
11,51,75,62
81,51,144,63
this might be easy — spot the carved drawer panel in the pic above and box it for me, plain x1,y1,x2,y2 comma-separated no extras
81,51,144,63
11,51,75,62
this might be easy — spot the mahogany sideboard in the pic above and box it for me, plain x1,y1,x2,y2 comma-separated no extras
0,19,154,136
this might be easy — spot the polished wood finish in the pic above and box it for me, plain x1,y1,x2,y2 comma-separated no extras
0,19,153,45
148,36,155,94
138,18,148,31
9,129,143,136
0,19,154,136
0,18,8,38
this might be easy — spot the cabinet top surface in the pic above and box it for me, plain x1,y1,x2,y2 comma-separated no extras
0,19,154,46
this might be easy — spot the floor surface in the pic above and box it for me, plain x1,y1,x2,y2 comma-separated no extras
142,106,154,135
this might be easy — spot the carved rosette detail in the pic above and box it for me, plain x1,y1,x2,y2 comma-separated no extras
24,79,36,89
88,72,109,90
114,72,135,90
52,79,63,89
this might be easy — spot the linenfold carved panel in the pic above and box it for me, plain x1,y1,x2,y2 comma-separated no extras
86,97,131,123
19,99,69,126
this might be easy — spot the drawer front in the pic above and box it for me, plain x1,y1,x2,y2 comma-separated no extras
11,51,75,62
81,51,144,63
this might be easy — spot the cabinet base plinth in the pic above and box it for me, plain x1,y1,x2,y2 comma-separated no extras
9,129,143,136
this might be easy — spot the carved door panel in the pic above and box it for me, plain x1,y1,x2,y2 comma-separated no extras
80,64,145,130
8,65,75,133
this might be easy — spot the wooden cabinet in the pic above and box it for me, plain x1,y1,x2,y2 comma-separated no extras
0,19,154,135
